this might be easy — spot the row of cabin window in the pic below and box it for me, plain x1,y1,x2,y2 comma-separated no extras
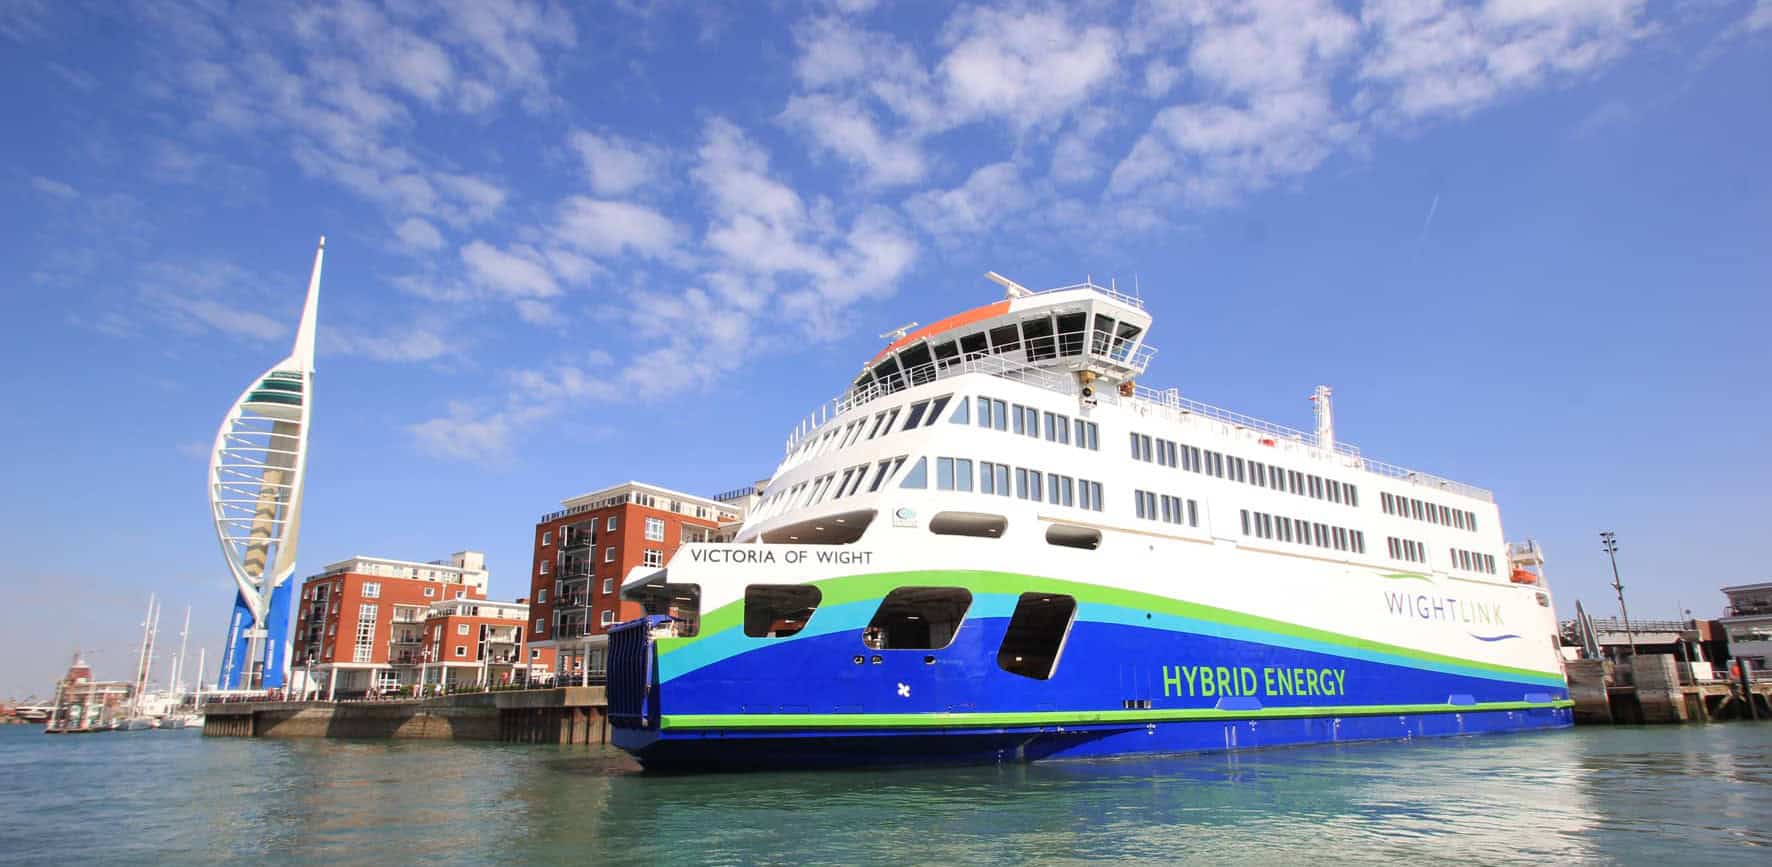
1239,509,1367,554
794,455,910,511
1451,548,1498,575
1381,492,1478,532
1387,536,1428,564
1132,490,1200,527
1129,433,1360,508
970,396,1101,450
793,394,955,463
909,456,1105,511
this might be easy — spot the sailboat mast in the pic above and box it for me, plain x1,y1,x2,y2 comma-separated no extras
131,594,156,717
171,606,191,697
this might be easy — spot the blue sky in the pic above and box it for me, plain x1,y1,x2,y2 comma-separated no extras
2,0,1768,697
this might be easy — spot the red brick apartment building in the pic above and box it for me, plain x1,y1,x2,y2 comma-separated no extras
528,481,753,682
291,551,555,698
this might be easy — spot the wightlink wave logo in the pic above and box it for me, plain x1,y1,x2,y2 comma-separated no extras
1380,574,1514,641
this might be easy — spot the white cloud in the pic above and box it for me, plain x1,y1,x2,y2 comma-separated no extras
935,6,1120,131
30,176,78,199
161,296,288,341
459,240,559,298
1357,0,1648,124
553,197,682,259
395,217,446,252
782,94,927,187
323,323,455,363
904,162,1031,238
568,130,662,196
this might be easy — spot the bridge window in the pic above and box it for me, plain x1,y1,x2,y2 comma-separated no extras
1022,315,1056,360
997,593,1076,679
988,324,1020,356
959,331,988,357
950,396,971,424
900,457,928,489
864,587,972,650
1055,312,1087,356
744,585,822,638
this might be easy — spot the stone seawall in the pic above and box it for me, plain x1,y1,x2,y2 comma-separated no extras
203,687,609,744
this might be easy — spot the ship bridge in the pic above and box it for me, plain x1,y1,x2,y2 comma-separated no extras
850,274,1154,402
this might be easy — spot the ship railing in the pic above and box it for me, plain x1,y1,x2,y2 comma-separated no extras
787,336,1151,446
779,330,1494,503
1029,278,1147,310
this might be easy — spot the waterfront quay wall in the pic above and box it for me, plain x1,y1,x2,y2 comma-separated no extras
203,687,609,744
1565,654,1772,725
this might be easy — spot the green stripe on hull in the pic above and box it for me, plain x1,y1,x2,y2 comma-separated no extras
660,700,1575,731
662,569,1560,685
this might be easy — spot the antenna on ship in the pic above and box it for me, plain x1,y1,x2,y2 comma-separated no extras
879,322,919,342
985,271,1033,299
1310,385,1335,452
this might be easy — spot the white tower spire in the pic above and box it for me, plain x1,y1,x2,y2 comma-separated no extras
208,237,324,689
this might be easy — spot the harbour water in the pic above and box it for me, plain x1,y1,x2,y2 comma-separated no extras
1,725,1767,864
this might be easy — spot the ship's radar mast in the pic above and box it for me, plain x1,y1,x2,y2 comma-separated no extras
878,322,919,341
1311,385,1334,452
985,271,1034,299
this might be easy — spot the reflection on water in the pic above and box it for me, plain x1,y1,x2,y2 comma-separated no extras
1,725,1767,864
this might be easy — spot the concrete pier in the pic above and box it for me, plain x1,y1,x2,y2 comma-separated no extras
1565,654,1772,724
202,686,610,744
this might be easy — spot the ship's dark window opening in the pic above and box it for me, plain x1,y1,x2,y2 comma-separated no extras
758,510,875,544
743,585,822,637
903,400,930,429
633,582,702,637
864,587,972,650
1091,314,1117,355
959,332,989,358
1056,312,1087,356
1022,316,1057,360
1045,524,1100,550
899,343,933,379
1111,322,1142,360
925,395,952,426
997,592,1077,679
929,510,1005,538
933,340,960,362
988,324,1021,357
872,357,901,393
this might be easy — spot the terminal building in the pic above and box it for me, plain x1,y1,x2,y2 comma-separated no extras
1720,582,1772,673
527,481,751,683
290,551,553,698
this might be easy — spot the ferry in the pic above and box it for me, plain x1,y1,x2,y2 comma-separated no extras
607,274,1571,770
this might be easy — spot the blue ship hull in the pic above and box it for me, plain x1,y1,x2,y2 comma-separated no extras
616,705,1572,771
608,568,1574,771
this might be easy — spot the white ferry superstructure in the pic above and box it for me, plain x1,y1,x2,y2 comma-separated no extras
606,274,1570,769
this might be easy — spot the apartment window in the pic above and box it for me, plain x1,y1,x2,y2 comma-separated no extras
539,561,549,575
424,587,435,598
457,623,470,635
604,546,616,563
538,589,548,603
607,516,618,532
603,578,614,594
542,531,552,545
601,610,616,626
455,590,465,600
644,549,663,567
353,604,377,663
645,517,665,542
362,581,381,599
454,646,466,658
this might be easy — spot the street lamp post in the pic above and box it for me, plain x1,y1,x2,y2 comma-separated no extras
419,647,432,698
303,651,316,702
1600,531,1637,661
